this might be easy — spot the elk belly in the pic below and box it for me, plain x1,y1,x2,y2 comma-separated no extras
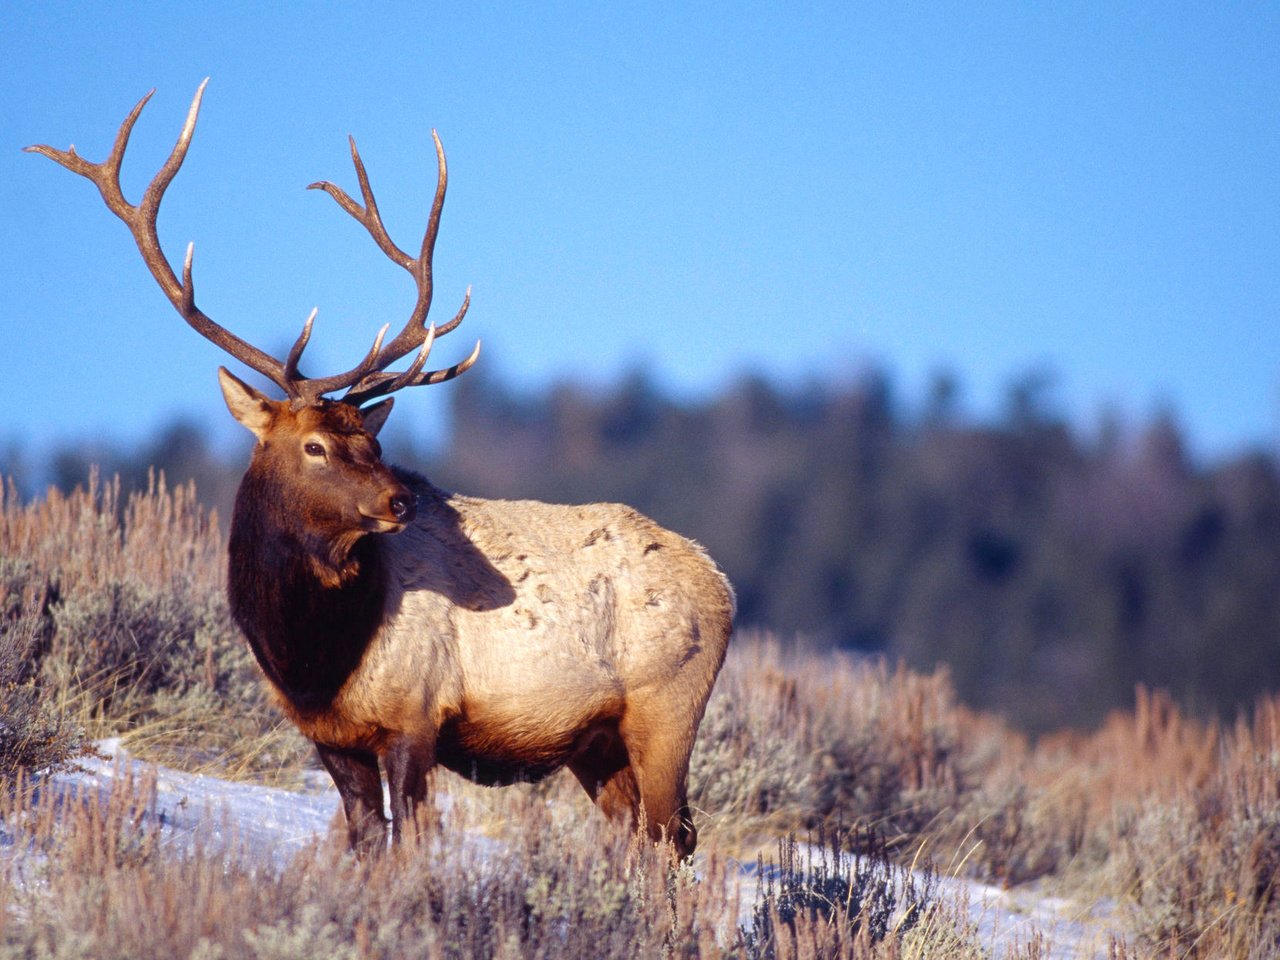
434,704,619,786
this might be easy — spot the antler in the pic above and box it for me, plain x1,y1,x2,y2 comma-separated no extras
307,129,479,406
25,80,480,407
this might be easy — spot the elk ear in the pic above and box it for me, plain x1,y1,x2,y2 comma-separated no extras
218,367,274,440
359,398,394,437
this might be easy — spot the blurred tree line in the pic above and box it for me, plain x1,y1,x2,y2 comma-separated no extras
6,366,1278,733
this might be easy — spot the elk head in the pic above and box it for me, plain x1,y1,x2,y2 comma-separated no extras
26,80,479,557
219,367,414,564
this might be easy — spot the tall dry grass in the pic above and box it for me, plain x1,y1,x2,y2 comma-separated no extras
0,768,975,959
0,470,221,593
0,471,309,783
1095,692,1280,956
690,640,990,853
689,642,1280,956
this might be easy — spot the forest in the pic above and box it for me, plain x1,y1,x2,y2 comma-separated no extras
10,363,1279,733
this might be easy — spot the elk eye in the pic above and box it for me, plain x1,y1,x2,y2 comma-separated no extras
304,442,326,458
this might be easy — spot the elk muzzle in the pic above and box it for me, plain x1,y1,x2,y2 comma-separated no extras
359,480,416,531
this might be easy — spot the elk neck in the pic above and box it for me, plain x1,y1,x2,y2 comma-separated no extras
227,463,388,714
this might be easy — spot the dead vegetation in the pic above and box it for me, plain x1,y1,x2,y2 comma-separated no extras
0,472,309,784
2,474,1278,957
1,762,969,959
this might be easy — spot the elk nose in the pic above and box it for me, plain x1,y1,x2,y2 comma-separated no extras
389,492,416,523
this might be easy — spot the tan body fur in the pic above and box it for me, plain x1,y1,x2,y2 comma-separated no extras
273,472,734,855
307,483,731,756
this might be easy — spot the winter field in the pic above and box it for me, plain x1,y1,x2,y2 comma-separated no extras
1,739,1122,959
2,476,1277,957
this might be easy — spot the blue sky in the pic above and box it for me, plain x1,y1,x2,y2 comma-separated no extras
3,2,1278,461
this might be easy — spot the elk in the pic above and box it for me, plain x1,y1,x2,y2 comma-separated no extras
28,82,734,858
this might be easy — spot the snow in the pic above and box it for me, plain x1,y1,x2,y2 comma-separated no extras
5,741,1122,957
67,738,338,863
933,874,1119,958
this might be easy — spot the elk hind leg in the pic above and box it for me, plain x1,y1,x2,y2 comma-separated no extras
622,713,699,858
570,719,697,858
568,724,642,830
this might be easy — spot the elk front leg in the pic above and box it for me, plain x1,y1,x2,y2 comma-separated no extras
315,742,387,856
385,737,435,844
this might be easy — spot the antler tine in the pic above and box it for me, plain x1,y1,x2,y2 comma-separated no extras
344,337,482,407
291,322,392,406
421,337,482,385
409,129,449,328
344,322,437,404
308,137,414,269
26,81,296,397
433,284,471,339
283,308,319,384
308,128,468,373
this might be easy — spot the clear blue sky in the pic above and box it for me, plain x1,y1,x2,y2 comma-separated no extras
3,2,1278,461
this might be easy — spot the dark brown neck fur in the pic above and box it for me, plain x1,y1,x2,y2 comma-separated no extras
227,465,387,714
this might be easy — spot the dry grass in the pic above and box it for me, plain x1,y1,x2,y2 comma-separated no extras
3,471,1278,957
971,687,1280,957
1099,694,1280,956
0,471,311,785
689,642,1280,956
690,639,985,853
0,470,221,593
0,770,975,959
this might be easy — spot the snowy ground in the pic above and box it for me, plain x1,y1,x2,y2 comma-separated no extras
7,742,1122,958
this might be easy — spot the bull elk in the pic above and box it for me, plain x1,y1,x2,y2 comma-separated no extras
28,82,734,857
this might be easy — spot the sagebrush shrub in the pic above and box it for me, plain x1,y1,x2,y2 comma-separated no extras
0,474,309,781
46,579,230,707
0,559,85,780
1107,699,1280,957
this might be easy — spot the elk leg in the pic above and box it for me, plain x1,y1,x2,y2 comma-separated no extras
385,738,435,844
637,766,697,858
620,715,699,858
315,742,387,856
568,725,643,831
